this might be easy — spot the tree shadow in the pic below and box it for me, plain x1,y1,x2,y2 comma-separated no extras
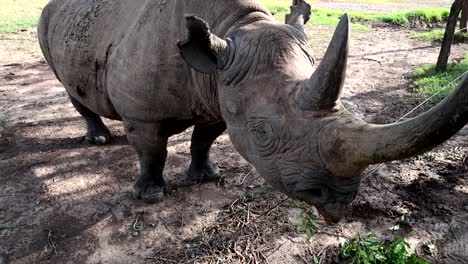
0,104,253,263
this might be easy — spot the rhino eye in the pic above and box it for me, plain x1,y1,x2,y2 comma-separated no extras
253,124,270,140
248,120,277,153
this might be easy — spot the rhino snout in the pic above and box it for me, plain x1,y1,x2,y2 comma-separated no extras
290,173,360,223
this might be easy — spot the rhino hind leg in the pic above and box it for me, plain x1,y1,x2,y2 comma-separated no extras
69,94,111,145
188,122,226,182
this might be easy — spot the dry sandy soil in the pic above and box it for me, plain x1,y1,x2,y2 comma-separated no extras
1,2,468,264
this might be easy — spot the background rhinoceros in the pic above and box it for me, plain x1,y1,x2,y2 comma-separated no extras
37,0,468,222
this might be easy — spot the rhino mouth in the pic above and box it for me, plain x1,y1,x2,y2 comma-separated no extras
296,192,350,222
316,205,350,224
294,189,352,223
292,175,361,223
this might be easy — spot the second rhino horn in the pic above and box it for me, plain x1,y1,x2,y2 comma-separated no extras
295,14,349,111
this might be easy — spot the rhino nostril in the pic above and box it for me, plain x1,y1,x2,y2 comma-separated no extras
308,188,322,198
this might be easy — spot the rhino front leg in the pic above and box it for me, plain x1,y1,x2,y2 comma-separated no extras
124,120,169,203
68,94,111,145
188,121,226,181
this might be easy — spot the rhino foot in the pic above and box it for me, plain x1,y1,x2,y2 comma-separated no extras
68,94,111,145
132,182,165,203
188,159,221,182
85,127,111,145
86,135,110,145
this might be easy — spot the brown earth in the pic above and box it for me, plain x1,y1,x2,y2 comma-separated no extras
1,4,468,264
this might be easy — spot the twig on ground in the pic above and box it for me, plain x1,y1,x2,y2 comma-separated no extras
240,169,253,184
133,214,144,231
152,257,177,263
297,253,309,264
262,198,290,217
45,229,58,255
174,207,185,228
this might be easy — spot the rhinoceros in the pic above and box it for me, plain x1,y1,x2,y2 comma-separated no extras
38,0,468,222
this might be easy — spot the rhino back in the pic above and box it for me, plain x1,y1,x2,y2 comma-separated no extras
38,0,145,119
39,0,265,122
106,0,200,122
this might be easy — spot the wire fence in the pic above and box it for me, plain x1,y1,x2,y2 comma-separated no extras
363,69,468,180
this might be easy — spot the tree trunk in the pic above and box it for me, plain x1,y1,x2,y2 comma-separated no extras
461,0,468,33
436,0,464,72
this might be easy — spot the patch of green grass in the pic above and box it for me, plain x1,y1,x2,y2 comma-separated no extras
260,0,291,21
413,54,468,100
260,0,400,6
339,233,429,264
411,28,468,42
411,28,446,41
259,1,371,31
0,0,48,33
371,8,450,25
326,8,449,26
306,8,449,30
260,0,449,29
333,0,400,3
311,9,371,31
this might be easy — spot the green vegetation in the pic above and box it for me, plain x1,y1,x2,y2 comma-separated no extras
339,234,429,264
368,8,450,25
260,0,370,30
261,0,401,7
411,29,446,41
260,0,449,30
260,0,292,21
0,0,48,33
413,54,468,100
297,203,319,241
311,9,370,31
411,28,468,42
309,8,449,27
333,0,398,3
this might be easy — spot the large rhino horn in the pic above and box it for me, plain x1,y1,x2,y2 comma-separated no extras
295,13,468,174
303,15,468,175
295,14,349,111
327,74,468,172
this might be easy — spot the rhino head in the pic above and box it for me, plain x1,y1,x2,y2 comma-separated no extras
178,1,468,222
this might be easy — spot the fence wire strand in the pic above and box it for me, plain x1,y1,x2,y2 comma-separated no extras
363,69,468,180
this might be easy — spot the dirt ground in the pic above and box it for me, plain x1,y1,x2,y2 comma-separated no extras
1,2,468,264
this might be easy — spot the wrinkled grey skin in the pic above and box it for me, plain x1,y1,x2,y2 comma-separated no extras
38,0,468,222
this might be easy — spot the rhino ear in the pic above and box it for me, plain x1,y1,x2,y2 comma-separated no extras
177,15,228,74
285,0,312,28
